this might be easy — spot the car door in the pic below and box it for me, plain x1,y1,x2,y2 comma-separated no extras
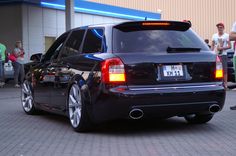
51,28,105,112
72,27,105,85
49,29,86,112
33,32,70,110
73,28,105,103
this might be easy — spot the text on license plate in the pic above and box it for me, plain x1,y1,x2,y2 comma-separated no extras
163,65,184,77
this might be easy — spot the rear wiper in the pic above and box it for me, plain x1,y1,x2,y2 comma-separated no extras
167,47,201,53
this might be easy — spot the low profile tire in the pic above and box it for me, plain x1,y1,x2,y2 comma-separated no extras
21,80,37,115
184,114,214,124
68,84,92,132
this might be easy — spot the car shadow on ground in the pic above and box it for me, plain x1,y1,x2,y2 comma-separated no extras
33,112,218,135
93,118,218,135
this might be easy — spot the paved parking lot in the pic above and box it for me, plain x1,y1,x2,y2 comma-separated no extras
0,84,236,156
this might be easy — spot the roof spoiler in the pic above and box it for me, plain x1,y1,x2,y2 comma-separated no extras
114,21,191,32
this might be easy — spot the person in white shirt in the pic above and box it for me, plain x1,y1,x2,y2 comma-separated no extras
229,21,236,110
211,22,231,87
211,22,231,54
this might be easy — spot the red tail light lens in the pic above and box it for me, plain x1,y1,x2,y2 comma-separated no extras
215,56,223,79
101,58,126,83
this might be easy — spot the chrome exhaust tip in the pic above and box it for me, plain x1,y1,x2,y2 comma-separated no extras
129,109,144,120
209,104,220,113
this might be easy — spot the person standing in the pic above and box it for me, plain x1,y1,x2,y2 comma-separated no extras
13,41,25,88
229,21,236,110
204,39,211,48
211,22,231,87
0,43,6,87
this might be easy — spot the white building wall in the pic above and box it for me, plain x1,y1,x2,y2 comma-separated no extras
22,5,128,61
22,5,44,61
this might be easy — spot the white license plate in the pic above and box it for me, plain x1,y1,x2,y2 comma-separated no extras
163,65,184,77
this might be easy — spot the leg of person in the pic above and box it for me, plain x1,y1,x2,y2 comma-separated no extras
234,55,236,82
230,55,236,110
19,63,25,85
218,54,227,88
0,61,3,87
2,62,5,85
13,62,20,87
222,54,228,88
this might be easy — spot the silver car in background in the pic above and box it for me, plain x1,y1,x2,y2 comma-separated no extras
4,60,14,82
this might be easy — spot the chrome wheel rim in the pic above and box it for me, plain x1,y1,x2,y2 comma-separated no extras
69,84,82,128
21,81,33,112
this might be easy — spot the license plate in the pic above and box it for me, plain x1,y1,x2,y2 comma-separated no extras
43,75,55,82
163,65,184,77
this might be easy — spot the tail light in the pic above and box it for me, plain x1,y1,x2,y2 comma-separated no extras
101,57,126,83
215,56,223,79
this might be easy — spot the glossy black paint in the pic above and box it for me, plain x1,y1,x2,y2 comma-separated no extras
25,21,226,124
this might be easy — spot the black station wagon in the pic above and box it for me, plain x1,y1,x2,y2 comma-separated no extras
21,21,226,132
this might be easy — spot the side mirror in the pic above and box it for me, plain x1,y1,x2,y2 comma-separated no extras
30,53,43,62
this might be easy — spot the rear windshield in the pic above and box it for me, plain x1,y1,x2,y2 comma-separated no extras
112,28,209,53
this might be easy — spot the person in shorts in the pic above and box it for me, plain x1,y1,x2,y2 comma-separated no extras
211,22,231,87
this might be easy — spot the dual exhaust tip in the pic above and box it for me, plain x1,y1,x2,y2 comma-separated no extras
209,104,220,113
129,109,144,120
129,104,220,119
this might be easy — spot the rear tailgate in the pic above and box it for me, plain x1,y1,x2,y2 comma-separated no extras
114,52,216,85
112,21,217,86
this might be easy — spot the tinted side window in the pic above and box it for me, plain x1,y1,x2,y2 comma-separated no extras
61,29,85,58
43,33,68,62
82,28,104,53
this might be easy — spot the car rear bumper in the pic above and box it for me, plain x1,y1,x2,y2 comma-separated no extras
90,82,225,123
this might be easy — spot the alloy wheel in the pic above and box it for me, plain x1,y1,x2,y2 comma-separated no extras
21,81,33,112
68,84,82,128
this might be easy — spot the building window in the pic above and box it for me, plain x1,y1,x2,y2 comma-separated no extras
45,36,56,52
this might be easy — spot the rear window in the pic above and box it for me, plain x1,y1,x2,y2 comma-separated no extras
113,28,209,53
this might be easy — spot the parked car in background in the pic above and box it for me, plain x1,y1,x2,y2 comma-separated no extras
4,60,14,82
21,21,226,132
